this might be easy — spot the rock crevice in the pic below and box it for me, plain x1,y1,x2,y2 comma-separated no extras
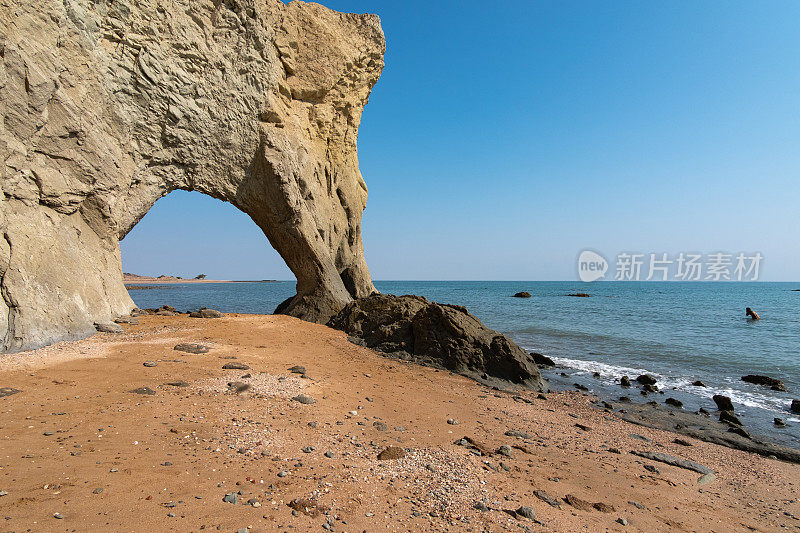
0,0,384,352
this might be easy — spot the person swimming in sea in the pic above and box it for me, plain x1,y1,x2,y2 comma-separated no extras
746,307,760,320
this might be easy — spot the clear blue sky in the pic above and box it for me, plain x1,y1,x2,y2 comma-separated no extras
121,0,800,281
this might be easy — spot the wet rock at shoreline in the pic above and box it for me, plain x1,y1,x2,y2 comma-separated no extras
692,380,706,387
665,398,683,408
512,292,531,298
620,376,631,387
328,294,547,391
719,410,743,426
636,374,657,386
713,395,734,412
791,400,800,414
530,352,555,367
566,293,591,297
741,375,787,392
728,425,751,439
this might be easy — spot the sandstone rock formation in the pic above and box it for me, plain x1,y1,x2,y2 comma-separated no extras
1,0,384,352
328,294,548,391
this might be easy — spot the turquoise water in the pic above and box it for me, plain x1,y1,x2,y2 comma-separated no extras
127,280,800,447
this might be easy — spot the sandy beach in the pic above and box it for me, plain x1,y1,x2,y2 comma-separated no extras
1,314,798,532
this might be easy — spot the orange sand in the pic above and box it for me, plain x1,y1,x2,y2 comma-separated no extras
0,314,798,532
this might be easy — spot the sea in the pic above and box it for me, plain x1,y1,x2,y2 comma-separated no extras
127,280,800,448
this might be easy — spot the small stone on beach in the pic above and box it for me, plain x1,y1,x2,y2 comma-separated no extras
292,394,317,405
222,362,250,370
173,343,210,354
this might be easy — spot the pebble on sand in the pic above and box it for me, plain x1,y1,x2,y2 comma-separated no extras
222,362,250,370
377,446,406,460
292,394,317,405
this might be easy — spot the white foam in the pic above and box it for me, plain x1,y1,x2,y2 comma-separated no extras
545,355,794,415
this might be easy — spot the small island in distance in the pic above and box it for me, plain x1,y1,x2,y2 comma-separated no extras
123,273,280,285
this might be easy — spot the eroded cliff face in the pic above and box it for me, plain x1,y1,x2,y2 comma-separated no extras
0,0,384,352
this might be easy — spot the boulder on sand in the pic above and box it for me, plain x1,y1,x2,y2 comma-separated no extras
189,308,224,319
328,294,547,391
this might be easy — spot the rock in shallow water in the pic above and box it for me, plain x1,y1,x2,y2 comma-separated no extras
530,352,555,367
741,375,787,391
713,394,734,412
636,374,657,385
792,400,800,414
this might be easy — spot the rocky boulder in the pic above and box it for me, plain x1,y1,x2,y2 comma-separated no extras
190,308,224,319
328,294,547,391
741,375,787,391
530,352,556,367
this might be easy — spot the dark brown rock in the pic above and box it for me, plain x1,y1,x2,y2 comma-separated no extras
741,375,787,391
530,352,555,367
792,399,800,414
636,374,657,385
377,446,405,460
222,362,250,370
563,494,594,512
713,395,734,411
328,294,547,391
719,410,743,426
512,292,531,298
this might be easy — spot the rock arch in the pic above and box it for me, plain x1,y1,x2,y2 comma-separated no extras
0,0,383,352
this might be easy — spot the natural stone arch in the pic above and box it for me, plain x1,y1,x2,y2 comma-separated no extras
0,0,383,352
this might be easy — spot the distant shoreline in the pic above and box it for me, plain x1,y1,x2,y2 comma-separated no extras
123,274,281,284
